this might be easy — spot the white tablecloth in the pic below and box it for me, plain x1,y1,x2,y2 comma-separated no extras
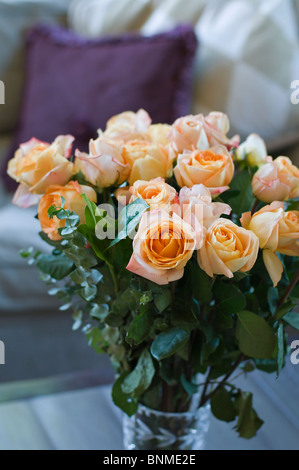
1,360,299,450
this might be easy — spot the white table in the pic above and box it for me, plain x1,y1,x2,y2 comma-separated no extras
0,360,299,450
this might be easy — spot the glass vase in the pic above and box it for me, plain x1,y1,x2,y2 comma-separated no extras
123,403,211,450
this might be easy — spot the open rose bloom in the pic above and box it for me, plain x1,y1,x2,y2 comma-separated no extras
6,109,299,435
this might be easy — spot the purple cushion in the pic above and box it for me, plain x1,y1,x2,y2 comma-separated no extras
3,24,197,189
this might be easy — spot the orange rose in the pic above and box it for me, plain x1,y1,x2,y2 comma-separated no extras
198,218,259,278
7,136,74,207
127,209,196,285
174,146,234,191
129,177,177,210
251,156,299,203
38,181,97,241
123,140,174,185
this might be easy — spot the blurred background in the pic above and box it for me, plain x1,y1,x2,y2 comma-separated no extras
0,0,299,393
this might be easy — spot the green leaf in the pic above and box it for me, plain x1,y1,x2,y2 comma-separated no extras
275,301,295,321
211,387,237,423
90,303,109,321
283,311,299,329
151,327,190,361
108,198,149,248
254,358,277,373
126,307,153,346
214,282,246,314
77,224,110,264
122,349,155,397
36,254,74,280
192,264,212,304
236,311,276,359
227,169,255,216
81,193,97,229
112,287,141,316
277,323,284,376
154,289,171,313
180,374,198,398
79,283,97,302
112,373,138,417
235,391,264,439
216,311,233,329
267,287,278,315
39,231,65,248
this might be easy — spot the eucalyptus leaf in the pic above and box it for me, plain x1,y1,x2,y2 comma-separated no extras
108,198,149,248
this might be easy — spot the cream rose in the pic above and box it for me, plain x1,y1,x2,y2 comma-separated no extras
198,218,259,278
147,124,171,146
8,135,74,207
129,177,177,210
38,181,97,241
240,202,299,286
174,146,234,192
235,134,268,167
126,209,196,285
123,140,173,185
74,137,130,188
252,156,299,203
99,109,151,142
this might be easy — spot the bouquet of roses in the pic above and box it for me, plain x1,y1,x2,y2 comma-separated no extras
7,109,299,440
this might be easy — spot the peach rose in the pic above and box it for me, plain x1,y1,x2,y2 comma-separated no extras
198,218,259,278
74,137,130,188
179,184,231,231
235,134,268,167
7,135,74,207
240,202,299,286
251,156,299,203
99,109,151,142
129,177,177,211
38,181,97,241
126,209,196,285
168,112,239,155
168,114,209,154
174,145,234,192
123,140,174,185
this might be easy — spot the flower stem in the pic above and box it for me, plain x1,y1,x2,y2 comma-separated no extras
108,264,119,294
277,267,299,310
251,198,260,214
200,353,245,406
